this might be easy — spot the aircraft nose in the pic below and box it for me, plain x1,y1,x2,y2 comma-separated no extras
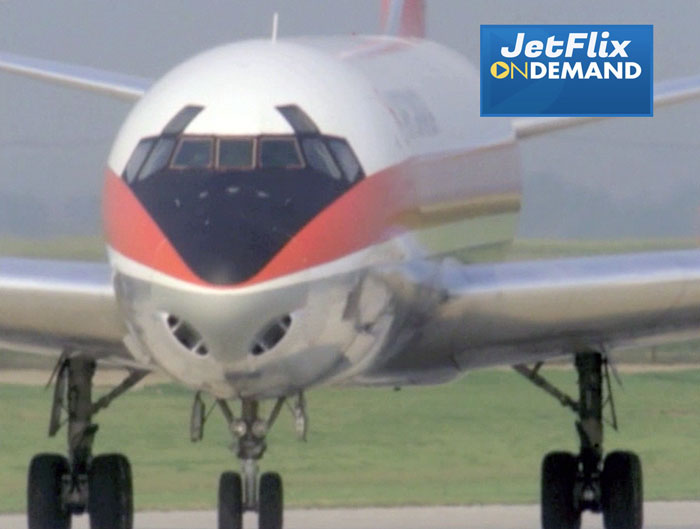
130,169,350,285
109,118,365,286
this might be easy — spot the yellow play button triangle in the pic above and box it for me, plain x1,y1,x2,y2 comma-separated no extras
490,61,509,79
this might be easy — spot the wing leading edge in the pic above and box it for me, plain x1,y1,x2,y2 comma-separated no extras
513,74,700,139
0,51,150,101
0,258,133,364
400,250,700,371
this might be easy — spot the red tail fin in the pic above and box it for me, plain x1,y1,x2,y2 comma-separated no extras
380,0,426,38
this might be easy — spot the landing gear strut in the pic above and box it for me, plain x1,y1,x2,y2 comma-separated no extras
217,398,285,529
28,354,146,529
197,395,300,529
516,352,643,529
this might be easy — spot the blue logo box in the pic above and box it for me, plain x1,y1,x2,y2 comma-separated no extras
480,25,653,117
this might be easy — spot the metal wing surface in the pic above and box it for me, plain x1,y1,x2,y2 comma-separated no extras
0,51,149,101
392,250,700,373
0,258,135,365
513,73,700,139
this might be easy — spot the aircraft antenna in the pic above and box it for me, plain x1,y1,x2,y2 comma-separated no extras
271,12,279,43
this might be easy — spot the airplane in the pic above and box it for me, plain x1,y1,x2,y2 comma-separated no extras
1,1,700,529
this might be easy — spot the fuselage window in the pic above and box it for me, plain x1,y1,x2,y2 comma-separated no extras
259,137,303,169
328,139,363,184
172,137,214,169
123,138,155,182
218,138,255,170
138,137,177,181
302,138,342,180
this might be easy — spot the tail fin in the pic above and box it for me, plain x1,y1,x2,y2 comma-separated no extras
380,0,426,38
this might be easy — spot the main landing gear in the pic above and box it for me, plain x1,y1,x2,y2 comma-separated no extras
28,354,147,529
191,392,308,529
515,352,643,529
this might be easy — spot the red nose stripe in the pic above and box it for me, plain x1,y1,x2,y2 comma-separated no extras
103,171,205,285
102,167,409,288
248,168,409,284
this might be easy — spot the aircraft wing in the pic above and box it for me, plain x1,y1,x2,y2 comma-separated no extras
383,250,700,374
0,51,149,101
513,73,700,139
0,258,138,366
0,53,147,365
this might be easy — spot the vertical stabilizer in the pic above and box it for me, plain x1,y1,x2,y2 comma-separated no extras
380,0,425,38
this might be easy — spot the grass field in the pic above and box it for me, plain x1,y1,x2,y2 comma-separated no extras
508,238,699,260
2,368,700,512
0,236,105,260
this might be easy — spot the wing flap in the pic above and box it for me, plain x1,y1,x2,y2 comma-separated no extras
0,258,130,360
0,51,149,101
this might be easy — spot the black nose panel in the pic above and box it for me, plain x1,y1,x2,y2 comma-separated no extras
131,168,350,285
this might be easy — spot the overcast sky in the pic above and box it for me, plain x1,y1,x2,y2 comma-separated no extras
1,1,699,243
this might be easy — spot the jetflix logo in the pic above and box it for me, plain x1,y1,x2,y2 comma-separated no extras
480,25,654,117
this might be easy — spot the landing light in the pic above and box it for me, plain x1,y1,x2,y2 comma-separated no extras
231,420,247,438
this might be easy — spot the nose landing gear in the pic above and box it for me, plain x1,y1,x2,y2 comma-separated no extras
216,398,285,529
190,393,306,529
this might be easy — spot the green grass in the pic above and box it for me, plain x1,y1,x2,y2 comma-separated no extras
2,368,700,512
509,238,699,260
2,236,696,263
0,236,105,260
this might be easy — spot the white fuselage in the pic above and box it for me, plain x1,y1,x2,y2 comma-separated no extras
104,36,521,398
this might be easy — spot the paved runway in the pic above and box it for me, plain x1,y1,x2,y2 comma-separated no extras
2,502,699,529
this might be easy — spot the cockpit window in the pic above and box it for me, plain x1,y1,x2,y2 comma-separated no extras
259,137,303,169
172,137,213,169
126,133,363,184
328,139,363,184
218,138,255,170
302,138,342,180
138,137,177,181
123,138,155,182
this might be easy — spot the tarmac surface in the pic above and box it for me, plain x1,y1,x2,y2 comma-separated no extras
2,503,699,529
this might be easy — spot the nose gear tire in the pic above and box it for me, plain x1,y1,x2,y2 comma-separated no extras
218,471,243,529
258,472,283,529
